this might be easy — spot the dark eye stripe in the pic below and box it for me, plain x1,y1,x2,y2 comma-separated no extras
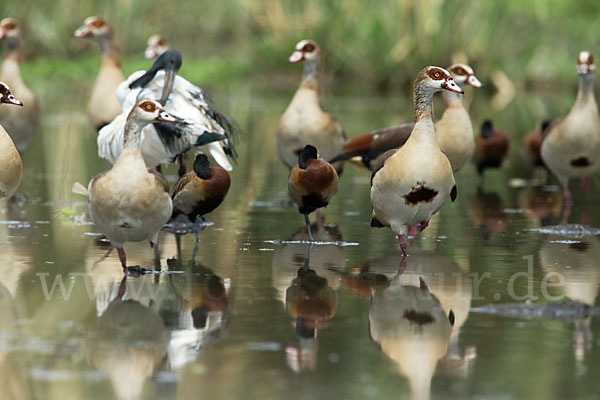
303,43,315,52
428,68,445,80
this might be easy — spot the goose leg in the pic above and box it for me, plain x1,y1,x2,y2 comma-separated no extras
117,247,127,270
116,275,127,300
304,213,314,243
582,176,591,194
419,219,430,232
397,254,407,276
408,224,419,238
397,234,408,257
562,186,573,221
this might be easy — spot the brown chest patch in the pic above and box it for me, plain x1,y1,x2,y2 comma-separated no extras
119,222,131,228
403,184,438,205
403,309,435,326
570,157,591,167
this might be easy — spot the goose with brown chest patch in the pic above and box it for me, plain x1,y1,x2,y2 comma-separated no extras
0,82,23,200
541,51,600,214
75,16,125,132
85,100,176,273
276,40,346,174
370,67,461,256
171,154,231,240
474,119,509,180
144,34,169,60
288,145,339,242
330,64,481,172
0,18,39,151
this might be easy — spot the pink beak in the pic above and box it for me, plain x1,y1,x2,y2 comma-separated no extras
74,25,91,38
288,50,304,63
0,28,5,40
157,110,176,123
443,79,464,94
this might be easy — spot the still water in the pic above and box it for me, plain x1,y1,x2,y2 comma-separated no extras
1,76,600,400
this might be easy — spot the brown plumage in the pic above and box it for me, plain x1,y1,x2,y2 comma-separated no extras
171,153,231,237
523,120,552,167
288,145,338,242
474,120,510,175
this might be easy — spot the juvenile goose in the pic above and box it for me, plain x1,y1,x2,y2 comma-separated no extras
171,154,231,240
473,119,510,178
144,34,168,59
75,16,125,131
99,49,237,173
0,18,39,150
541,51,600,209
86,100,176,273
370,67,462,256
331,64,481,172
276,40,346,174
0,82,23,200
288,145,339,242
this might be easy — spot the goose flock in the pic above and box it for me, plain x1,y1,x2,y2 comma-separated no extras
1,16,599,273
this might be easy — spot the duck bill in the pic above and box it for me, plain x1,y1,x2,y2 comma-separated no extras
156,110,176,123
159,65,177,105
144,48,157,60
288,50,304,63
467,74,483,88
443,79,464,94
74,25,91,38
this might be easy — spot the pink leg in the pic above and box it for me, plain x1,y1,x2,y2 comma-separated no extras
582,176,591,194
408,224,419,238
116,275,127,300
397,234,408,257
562,186,572,221
117,247,127,271
315,210,324,228
397,255,407,276
419,219,430,232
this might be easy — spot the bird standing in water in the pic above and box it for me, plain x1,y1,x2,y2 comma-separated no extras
288,145,339,242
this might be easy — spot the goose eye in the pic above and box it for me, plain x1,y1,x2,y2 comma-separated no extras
434,72,441,78
141,102,155,112
91,19,104,28
455,68,465,75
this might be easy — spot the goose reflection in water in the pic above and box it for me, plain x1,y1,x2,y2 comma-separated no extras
88,276,169,400
160,257,230,370
468,189,509,240
517,185,563,227
539,235,600,362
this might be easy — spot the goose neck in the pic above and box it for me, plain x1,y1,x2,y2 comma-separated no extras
2,36,20,62
414,85,435,123
441,89,463,107
300,59,320,90
97,34,120,66
122,116,144,151
576,73,595,103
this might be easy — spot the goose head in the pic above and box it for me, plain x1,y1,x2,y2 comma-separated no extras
0,18,20,41
74,16,113,39
0,82,23,106
577,51,595,76
288,40,320,64
447,64,482,88
415,66,464,95
144,34,169,59
129,100,176,124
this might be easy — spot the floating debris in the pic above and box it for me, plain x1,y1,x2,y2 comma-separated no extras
265,239,359,247
529,224,600,237
471,300,600,322
0,220,31,229
247,341,282,352
248,200,295,208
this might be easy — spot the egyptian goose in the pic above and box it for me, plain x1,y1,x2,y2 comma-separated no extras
288,145,339,242
523,120,550,167
331,64,481,172
276,40,346,174
541,51,600,211
86,100,176,273
0,18,39,150
370,67,461,255
144,34,169,59
171,153,231,240
0,82,23,200
98,49,237,174
473,119,509,177
75,16,125,132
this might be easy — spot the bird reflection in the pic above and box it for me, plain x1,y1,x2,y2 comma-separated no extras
88,276,169,400
539,235,600,363
275,240,338,372
468,189,509,240
160,257,230,370
518,185,562,227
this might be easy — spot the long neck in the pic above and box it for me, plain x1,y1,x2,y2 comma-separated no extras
576,73,595,104
414,85,435,123
2,35,21,63
122,116,145,151
96,34,120,67
300,58,320,91
441,88,463,108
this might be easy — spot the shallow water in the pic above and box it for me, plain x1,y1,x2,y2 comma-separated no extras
1,80,600,400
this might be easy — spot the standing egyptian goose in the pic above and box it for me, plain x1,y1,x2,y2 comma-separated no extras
87,100,176,273
473,119,510,178
75,16,125,132
276,40,346,174
0,82,23,200
0,18,39,151
171,154,231,240
330,64,481,172
370,67,462,255
99,49,237,173
288,145,339,242
144,34,169,59
541,51,600,211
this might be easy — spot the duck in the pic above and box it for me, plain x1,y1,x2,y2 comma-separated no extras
276,40,346,174
0,18,39,151
330,64,481,172
83,100,176,273
98,49,238,174
288,145,339,242
171,153,231,240
541,51,600,213
0,82,23,200
144,34,168,60
370,66,462,256
74,16,125,132
473,119,510,179
523,120,551,167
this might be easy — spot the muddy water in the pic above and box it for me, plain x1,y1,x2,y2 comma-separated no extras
1,81,600,400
